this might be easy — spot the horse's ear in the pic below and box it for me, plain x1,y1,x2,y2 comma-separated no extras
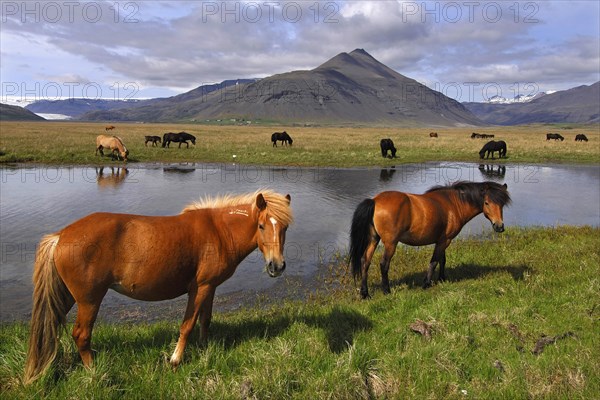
256,193,267,211
285,194,291,205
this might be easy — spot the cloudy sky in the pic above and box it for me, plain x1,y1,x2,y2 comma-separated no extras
1,0,599,103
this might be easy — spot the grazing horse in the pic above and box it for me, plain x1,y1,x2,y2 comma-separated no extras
271,131,293,147
162,132,196,148
95,135,128,161
144,135,162,147
575,134,588,142
479,140,507,159
349,181,511,298
546,133,564,141
471,133,495,139
429,132,438,138
23,190,293,384
380,138,397,158
105,125,115,131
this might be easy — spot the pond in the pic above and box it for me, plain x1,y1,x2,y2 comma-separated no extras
1,162,598,321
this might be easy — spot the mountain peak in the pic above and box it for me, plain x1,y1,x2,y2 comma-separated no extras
314,49,399,80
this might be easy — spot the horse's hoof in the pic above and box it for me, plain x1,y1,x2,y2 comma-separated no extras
422,281,432,289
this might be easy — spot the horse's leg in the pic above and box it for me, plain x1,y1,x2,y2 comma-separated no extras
379,240,398,295
424,242,449,288
360,237,380,299
72,299,103,367
170,284,215,367
424,244,441,288
438,250,447,282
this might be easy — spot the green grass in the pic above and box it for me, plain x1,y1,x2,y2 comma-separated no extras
1,121,598,166
1,226,599,399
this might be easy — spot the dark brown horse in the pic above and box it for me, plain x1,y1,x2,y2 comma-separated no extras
349,181,511,298
24,190,293,383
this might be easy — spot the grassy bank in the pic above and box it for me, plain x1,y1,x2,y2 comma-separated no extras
0,121,598,166
1,226,599,399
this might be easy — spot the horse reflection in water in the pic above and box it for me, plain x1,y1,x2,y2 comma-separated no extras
24,190,293,384
379,167,396,182
478,164,506,180
350,181,511,298
96,167,129,189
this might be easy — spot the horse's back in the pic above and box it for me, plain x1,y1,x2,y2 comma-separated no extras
373,191,451,245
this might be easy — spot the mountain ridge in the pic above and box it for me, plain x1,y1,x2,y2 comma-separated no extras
463,81,600,125
78,49,483,126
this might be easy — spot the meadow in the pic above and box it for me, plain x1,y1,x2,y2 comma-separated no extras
1,121,599,398
0,121,598,166
0,227,598,399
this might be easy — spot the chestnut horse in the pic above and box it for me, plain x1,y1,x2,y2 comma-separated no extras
95,135,129,161
349,181,511,298
24,190,293,383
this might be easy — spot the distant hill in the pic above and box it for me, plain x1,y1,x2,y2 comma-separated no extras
81,49,483,126
464,82,600,125
26,98,153,118
0,103,46,121
26,79,257,119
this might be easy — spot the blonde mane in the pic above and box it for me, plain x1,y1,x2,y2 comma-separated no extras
113,136,127,152
181,189,293,225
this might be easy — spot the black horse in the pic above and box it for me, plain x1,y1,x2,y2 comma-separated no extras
471,132,495,139
162,132,196,148
546,133,564,141
271,131,293,147
575,134,588,142
479,140,507,159
380,138,397,158
144,136,162,147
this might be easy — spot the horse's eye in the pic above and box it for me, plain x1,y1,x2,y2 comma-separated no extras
259,224,265,230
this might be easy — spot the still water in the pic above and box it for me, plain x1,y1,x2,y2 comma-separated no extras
1,162,599,321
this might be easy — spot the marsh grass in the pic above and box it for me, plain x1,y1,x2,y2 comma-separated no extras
1,226,598,399
1,121,598,166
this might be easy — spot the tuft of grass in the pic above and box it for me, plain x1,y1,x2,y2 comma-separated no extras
0,121,598,166
0,226,598,398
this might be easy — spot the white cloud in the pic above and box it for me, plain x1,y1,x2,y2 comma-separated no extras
1,1,598,101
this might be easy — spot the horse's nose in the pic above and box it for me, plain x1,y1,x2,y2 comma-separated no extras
494,223,505,233
267,260,286,277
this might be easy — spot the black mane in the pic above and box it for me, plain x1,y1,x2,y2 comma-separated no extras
426,181,511,208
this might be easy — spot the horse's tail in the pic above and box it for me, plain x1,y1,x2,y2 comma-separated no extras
24,233,73,384
349,198,376,280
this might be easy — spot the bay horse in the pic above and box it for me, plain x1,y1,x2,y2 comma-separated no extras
95,135,128,161
105,125,115,131
24,190,293,384
349,181,511,299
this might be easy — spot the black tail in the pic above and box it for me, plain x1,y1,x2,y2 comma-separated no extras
349,198,376,280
